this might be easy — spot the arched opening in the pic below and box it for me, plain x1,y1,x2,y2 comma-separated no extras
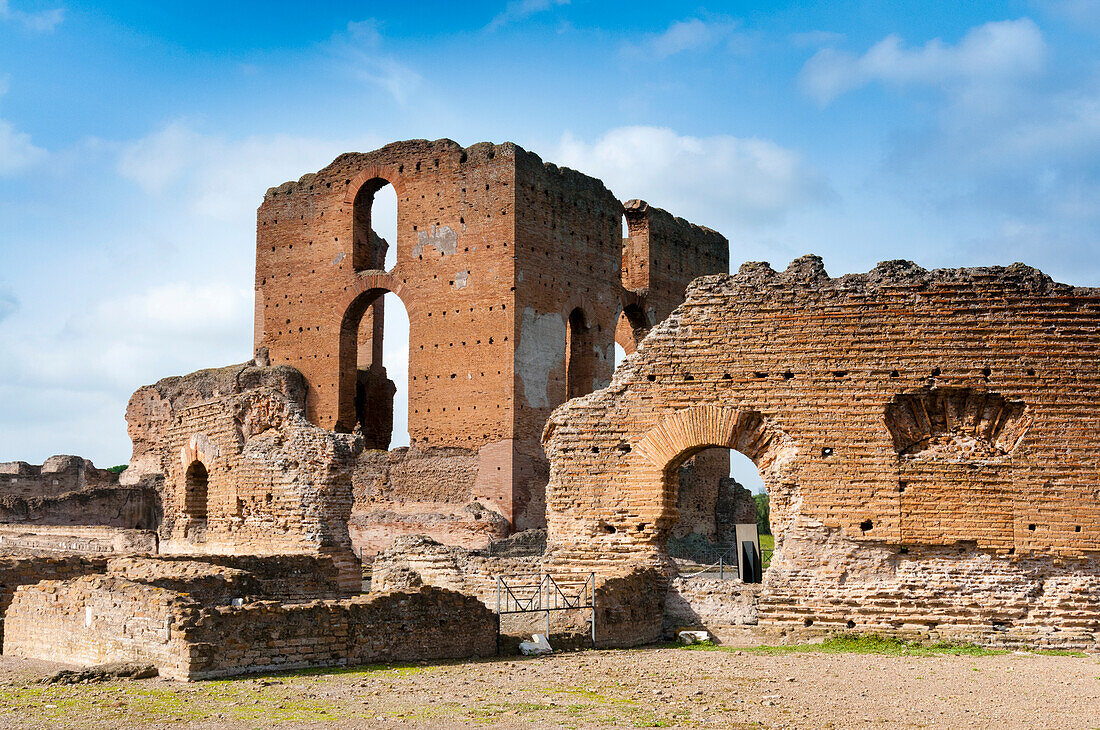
666,447,772,583
352,178,397,272
339,288,411,446
614,304,649,356
183,460,209,523
566,307,598,400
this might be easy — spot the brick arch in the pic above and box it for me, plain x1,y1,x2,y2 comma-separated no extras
635,406,777,471
335,276,409,433
178,434,218,525
342,164,406,204
631,406,784,542
614,292,651,356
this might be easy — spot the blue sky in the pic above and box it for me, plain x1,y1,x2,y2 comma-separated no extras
2,1,1100,479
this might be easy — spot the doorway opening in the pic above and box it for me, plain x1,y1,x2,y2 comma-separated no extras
667,447,771,580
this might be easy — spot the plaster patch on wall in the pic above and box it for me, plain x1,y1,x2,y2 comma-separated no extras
413,225,458,257
454,271,470,290
516,307,566,409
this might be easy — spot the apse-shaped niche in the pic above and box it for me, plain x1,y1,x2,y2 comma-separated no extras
884,387,1030,459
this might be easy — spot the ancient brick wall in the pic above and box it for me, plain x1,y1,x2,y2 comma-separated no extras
253,139,728,543
124,362,362,589
0,525,157,554
541,257,1100,647
184,587,497,680
3,575,191,677
0,555,108,642
3,575,497,680
109,554,343,603
0,456,118,499
664,577,760,642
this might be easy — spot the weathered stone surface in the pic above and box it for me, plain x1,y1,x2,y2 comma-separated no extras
3,574,497,681
42,662,158,684
540,257,1100,649
0,456,159,533
124,362,362,589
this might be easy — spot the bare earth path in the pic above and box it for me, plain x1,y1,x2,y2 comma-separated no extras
0,646,1097,729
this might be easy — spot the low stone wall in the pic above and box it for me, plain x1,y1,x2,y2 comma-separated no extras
185,587,497,679
3,576,497,680
0,525,157,555
372,536,664,648
0,554,109,642
664,577,760,643
138,554,344,601
2,575,189,677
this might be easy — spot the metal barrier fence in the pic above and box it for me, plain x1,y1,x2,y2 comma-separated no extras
495,573,596,649
668,539,774,581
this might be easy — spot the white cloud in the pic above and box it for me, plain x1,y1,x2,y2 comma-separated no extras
487,0,569,30
0,0,63,32
0,78,46,175
117,121,384,221
623,17,745,59
330,19,423,104
0,282,253,396
557,126,832,228
799,18,1047,105
0,118,45,175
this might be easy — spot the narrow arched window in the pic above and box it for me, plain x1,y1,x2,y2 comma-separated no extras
184,461,208,521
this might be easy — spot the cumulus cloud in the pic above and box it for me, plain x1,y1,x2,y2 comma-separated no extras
0,78,46,175
117,121,384,221
799,18,1047,105
0,282,252,394
487,0,569,30
622,17,746,59
557,126,832,228
0,0,63,32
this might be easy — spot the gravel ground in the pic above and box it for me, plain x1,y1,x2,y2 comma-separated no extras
0,645,1097,729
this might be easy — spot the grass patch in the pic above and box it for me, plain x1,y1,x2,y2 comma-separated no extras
678,633,1006,657
1030,648,1088,657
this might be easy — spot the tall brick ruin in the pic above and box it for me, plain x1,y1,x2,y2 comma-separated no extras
250,139,727,552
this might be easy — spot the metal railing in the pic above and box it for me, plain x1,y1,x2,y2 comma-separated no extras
495,573,596,650
668,538,774,581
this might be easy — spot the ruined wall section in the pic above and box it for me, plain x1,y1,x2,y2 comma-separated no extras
509,151,625,530
0,456,119,498
256,139,518,449
3,575,497,680
617,200,728,353
0,456,159,531
124,362,361,589
542,257,1100,644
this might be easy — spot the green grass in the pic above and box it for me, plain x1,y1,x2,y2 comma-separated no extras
678,633,1006,657
1031,648,1088,657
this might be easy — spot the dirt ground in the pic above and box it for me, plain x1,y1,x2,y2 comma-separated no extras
0,645,1096,729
